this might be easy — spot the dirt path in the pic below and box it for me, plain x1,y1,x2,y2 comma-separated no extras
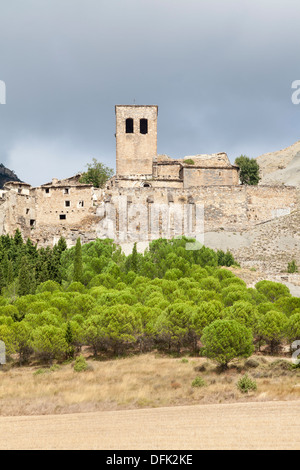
0,400,299,450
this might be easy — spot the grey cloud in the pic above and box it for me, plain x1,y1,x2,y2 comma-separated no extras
0,0,299,185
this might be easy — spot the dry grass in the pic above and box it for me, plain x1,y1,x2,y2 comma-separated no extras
0,353,299,416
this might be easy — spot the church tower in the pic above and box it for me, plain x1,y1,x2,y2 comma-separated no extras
115,105,158,178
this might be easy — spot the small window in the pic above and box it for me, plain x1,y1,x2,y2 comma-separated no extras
78,200,84,207
64,188,69,194
26,208,29,214
45,188,50,194
126,118,134,133
140,118,148,134
59,214,66,220
18,189,21,194
65,200,70,207
30,219,36,227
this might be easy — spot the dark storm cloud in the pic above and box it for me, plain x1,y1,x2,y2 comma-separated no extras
0,0,299,185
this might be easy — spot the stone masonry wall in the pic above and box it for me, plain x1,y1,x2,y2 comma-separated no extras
183,167,239,188
94,185,299,243
0,183,298,248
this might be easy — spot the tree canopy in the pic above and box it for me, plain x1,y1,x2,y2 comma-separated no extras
79,158,114,188
235,155,260,185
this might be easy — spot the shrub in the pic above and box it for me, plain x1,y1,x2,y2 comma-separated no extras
33,368,49,375
237,374,257,393
288,260,298,274
244,358,259,369
74,355,88,372
192,376,206,387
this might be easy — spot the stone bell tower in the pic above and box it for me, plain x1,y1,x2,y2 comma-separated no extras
115,105,158,178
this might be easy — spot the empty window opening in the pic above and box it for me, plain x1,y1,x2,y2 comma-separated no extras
65,200,70,207
78,200,84,207
141,182,151,188
125,118,134,133
64,188,69,194
26,208,30,214
140,119,148,134
30,219,36,227
18,189,21,194
59,214,66,220
45,188,50,194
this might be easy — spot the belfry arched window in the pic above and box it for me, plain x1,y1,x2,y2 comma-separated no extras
126,118,134,133
140,118,148,134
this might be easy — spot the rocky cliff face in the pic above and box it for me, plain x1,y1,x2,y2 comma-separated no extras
0,164,22,188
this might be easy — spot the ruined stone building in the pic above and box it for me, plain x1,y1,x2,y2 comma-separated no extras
0,105,298,247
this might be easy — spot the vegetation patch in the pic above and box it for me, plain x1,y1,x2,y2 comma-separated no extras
236,374,257,393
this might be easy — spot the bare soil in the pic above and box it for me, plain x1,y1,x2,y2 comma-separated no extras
0,400,299,449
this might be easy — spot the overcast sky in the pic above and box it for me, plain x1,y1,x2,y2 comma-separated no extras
0,0,299,186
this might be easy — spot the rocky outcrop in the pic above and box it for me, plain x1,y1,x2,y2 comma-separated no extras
0,164,22,189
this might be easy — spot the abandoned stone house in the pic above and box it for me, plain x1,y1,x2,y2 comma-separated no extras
0,105,298,247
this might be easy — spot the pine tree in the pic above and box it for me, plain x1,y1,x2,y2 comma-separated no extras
73,238,83,282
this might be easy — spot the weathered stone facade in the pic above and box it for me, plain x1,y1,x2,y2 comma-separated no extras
0,105,298,247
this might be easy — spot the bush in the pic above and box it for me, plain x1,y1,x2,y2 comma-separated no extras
244,358,260,369
73,355,88,372
237,374,257,393
33,368,49,375
288,260,298,274
192,376,206,387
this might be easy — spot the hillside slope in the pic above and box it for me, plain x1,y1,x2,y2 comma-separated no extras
257,141,300,186
204,209,300,295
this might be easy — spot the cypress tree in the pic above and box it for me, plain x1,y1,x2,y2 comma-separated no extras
13,229,23,247
18,256,36,296
56,236,67,255
65,321,73,345
131,242,138,273
7,259,14,285
73,238,83,282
